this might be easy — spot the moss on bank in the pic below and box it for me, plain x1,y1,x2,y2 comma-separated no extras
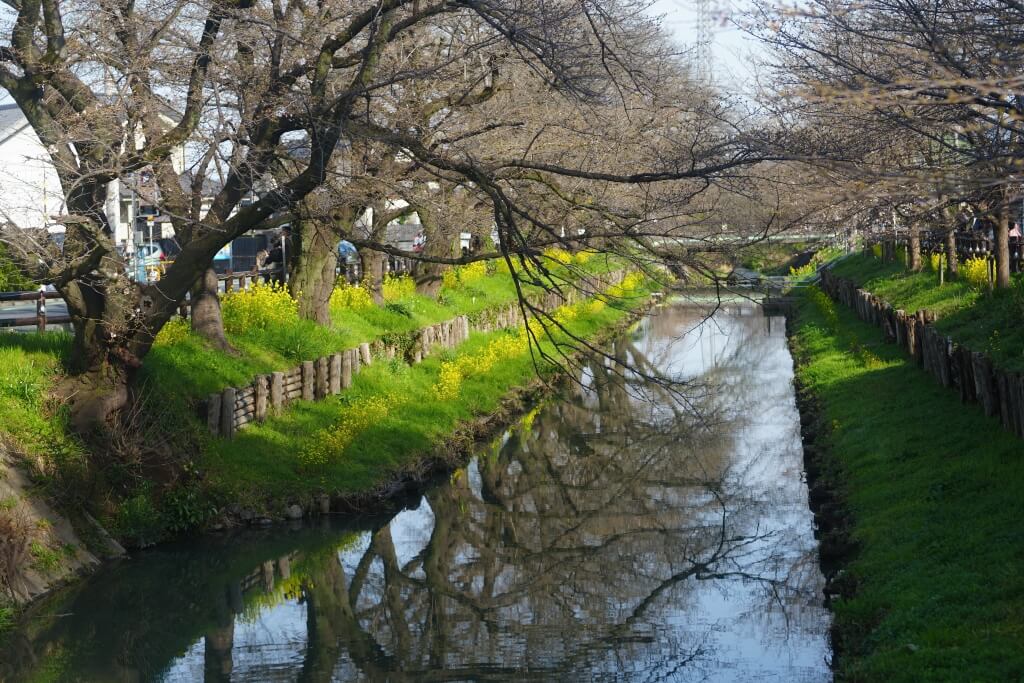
791,285,1024,682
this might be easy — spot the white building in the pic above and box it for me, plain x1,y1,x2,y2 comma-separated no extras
0,97,186,249
0,102,65,233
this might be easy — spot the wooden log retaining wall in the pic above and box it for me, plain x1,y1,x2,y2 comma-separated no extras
206,268,629,439
818,268,1024,439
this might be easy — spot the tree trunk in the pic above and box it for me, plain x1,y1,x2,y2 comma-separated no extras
944,229,959,279
412,210,450,297
58,268,175,434
289,218,339,326
190,268,234,352
360,249,385,305
996,203,1011,289
908,225,922,272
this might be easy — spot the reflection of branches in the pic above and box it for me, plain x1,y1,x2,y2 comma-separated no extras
7,303,823,682
320,306,821,680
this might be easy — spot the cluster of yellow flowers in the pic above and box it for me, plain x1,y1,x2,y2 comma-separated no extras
961,257,990,290
926,253,942,272
789,262,817,279
221,281,298,334
432,332,527,399
572,250,593,266
300,393,399,469
543,247,573,265
153,318,192,347
553,304,578,326
434,361,464,400
605,271,644,299
382,274,415,302
331,281,374,311
871,244,883,259
441,261,489,290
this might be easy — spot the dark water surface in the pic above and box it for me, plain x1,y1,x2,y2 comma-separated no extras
3,303,831,682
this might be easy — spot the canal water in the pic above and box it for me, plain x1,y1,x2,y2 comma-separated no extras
2,302,831,682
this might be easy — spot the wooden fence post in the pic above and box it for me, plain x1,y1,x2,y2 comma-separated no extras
972,353,998,417
359,342,371,366
220,387,236,439
351,347,361,375
301,361,315,401
329,353,342,394
315,356,329,399
207,393,221,435
270,372,284,412
255,375,268,422
342,351,353,389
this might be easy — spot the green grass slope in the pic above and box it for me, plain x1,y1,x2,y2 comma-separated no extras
830,252,1024,372
792,287,1024,682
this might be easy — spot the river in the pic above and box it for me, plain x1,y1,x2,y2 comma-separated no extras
1,301,831,682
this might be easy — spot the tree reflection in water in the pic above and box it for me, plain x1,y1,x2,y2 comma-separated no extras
314,304,829,681
0,304,830,682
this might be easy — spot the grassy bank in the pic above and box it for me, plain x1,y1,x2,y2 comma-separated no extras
202,284,648,509
830,252,1024,372
791,286,1024,681
0,255,652,547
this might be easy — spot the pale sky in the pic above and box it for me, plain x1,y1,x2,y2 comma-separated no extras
647,0,765,93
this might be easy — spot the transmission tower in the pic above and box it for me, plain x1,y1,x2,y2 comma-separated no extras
695,0,714,84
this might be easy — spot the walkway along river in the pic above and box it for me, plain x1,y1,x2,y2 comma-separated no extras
1,301,831,682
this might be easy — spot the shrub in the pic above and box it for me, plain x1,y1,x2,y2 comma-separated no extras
961,257,990,290
431,331,527,399
926,253,941,272
434,361,463,400
605,271,645,299
870,244,882,259
441,261,488,290
382,274,415,302
330,281,374,311
153,318,192,347
114,489,164,547
572,250,593,266
221,281,299,334
790,262,817,279
162,482,217,533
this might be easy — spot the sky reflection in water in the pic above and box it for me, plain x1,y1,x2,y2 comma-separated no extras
3,303,831,682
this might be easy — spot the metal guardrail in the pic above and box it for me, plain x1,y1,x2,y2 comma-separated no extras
0,289,69,331
0,258,419,332
1,266,287,332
